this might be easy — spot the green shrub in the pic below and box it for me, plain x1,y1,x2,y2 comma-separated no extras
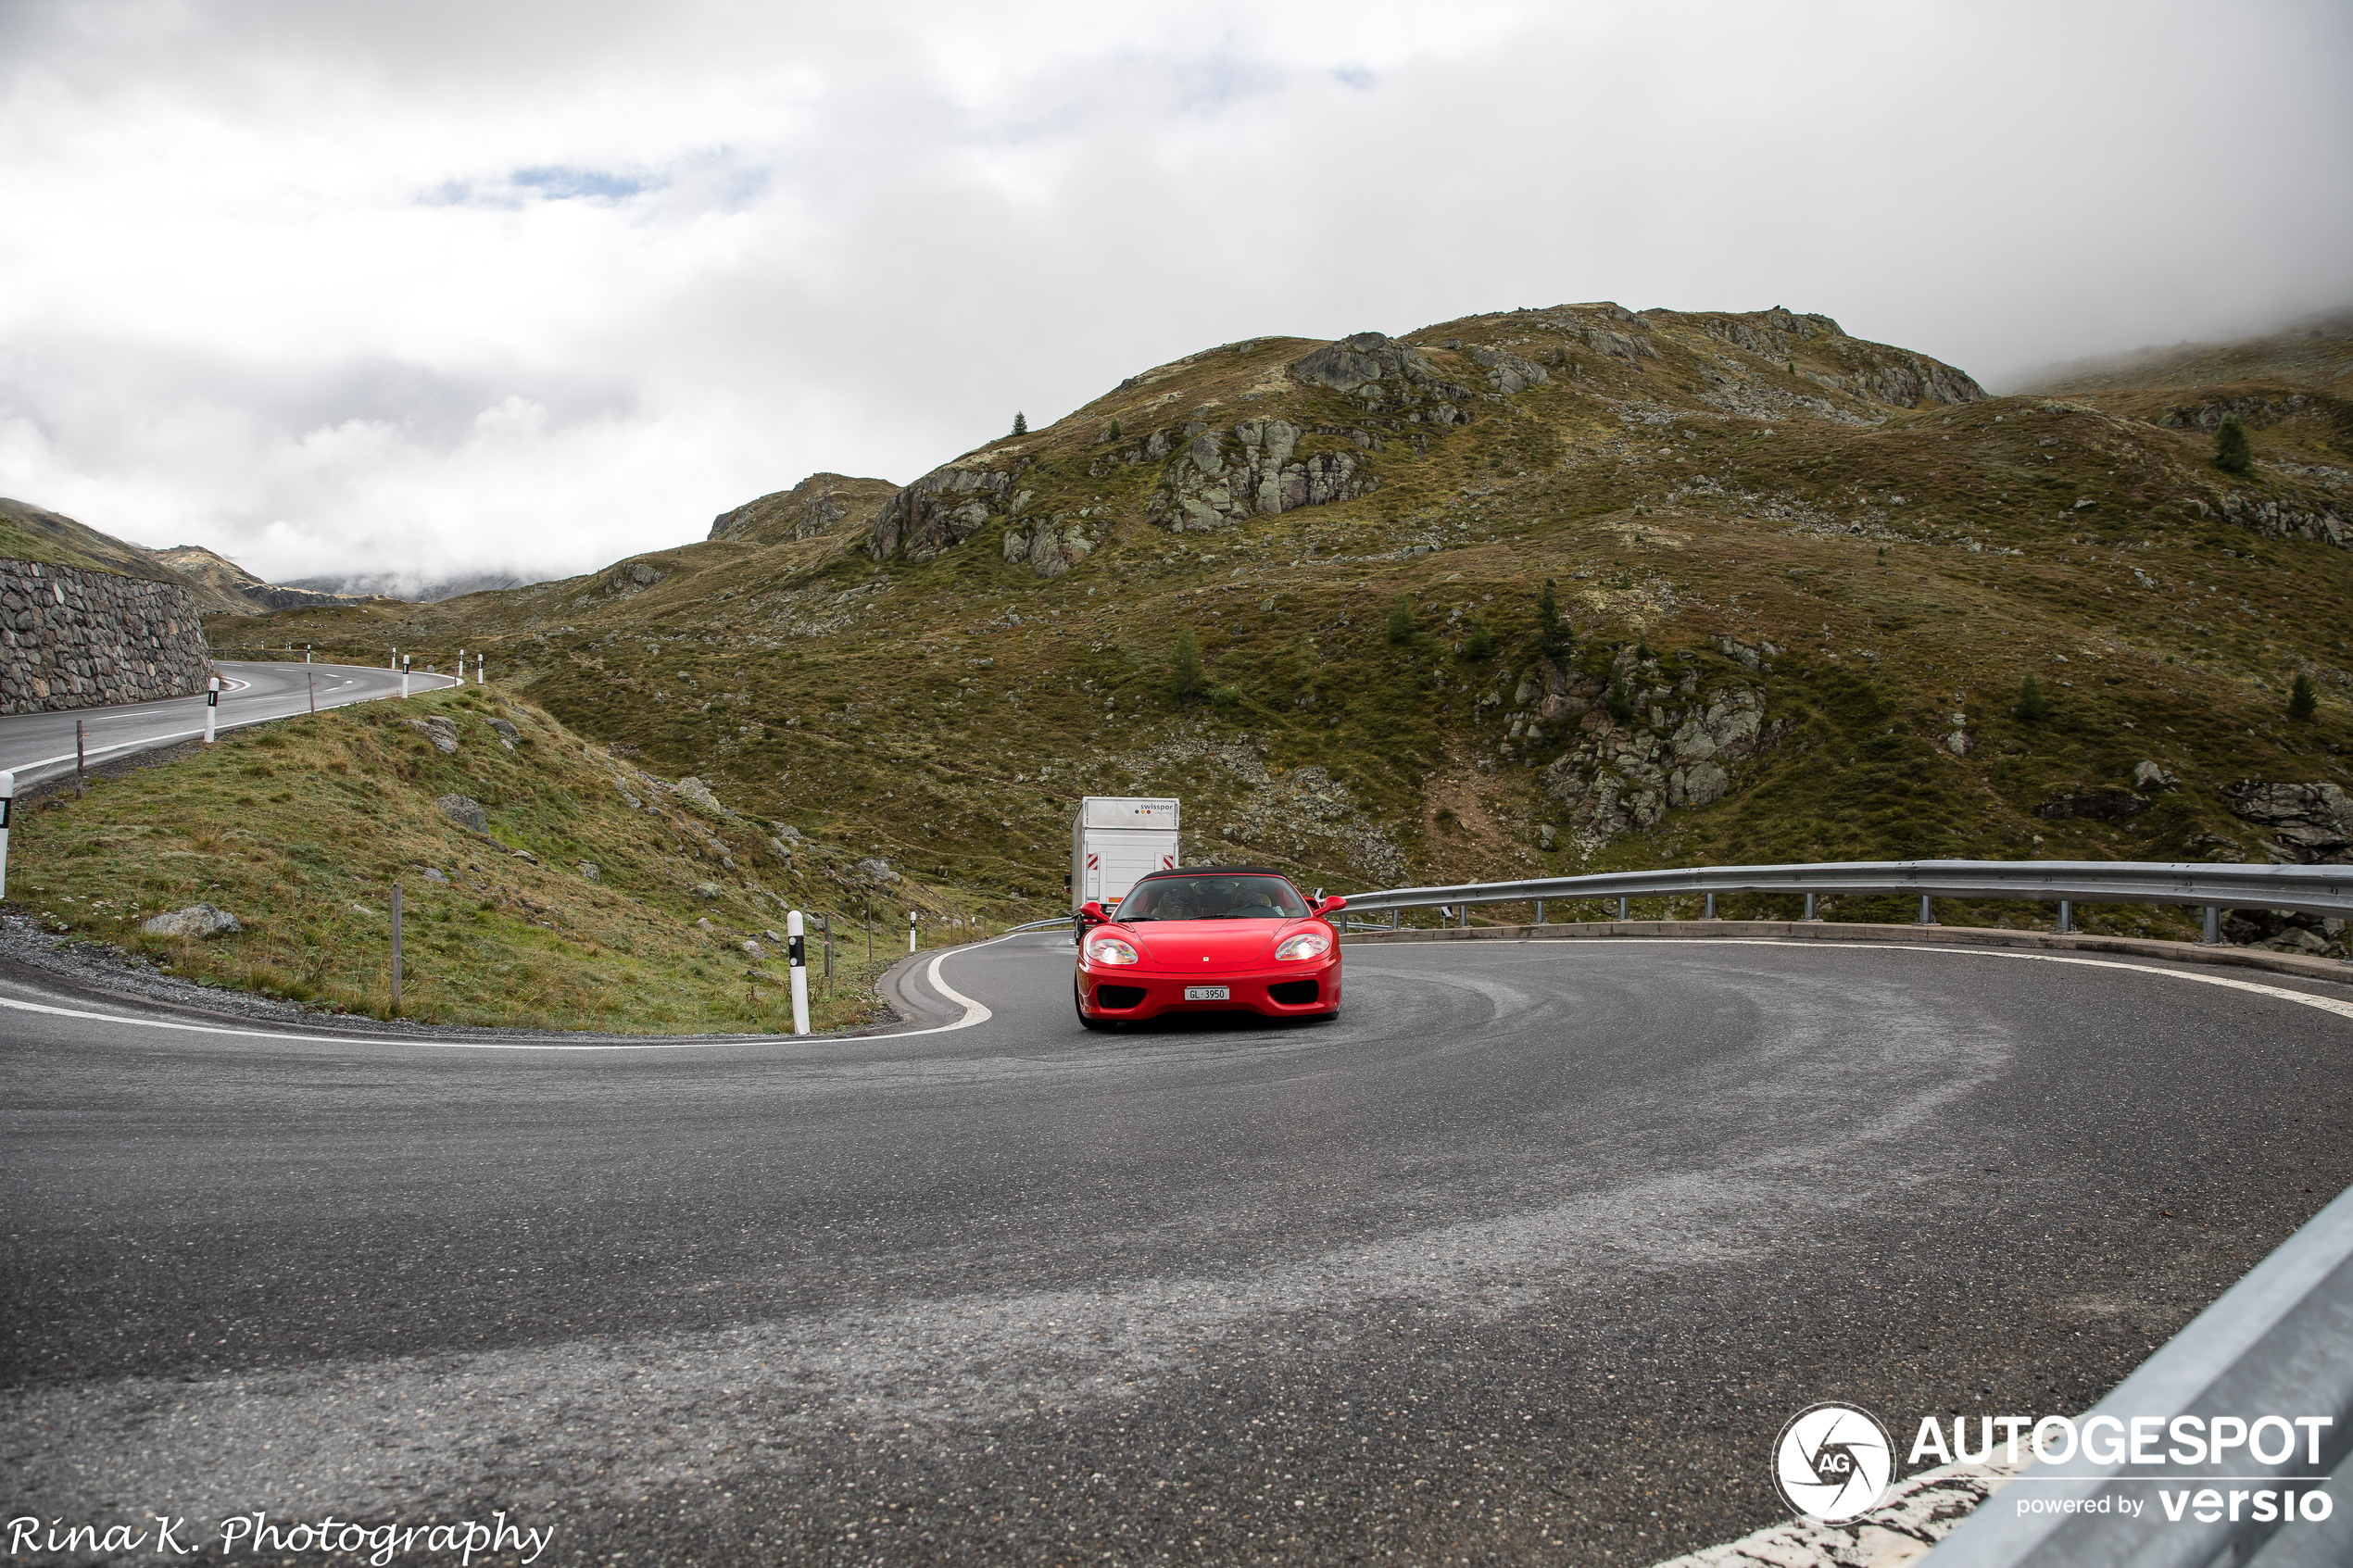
2015,673,2048,722
1536,580,1570,659
2215,415,2252,475
1606,669,1635,722
1387,596,1416,645
1465,617,1495,659
1169,627,1205,701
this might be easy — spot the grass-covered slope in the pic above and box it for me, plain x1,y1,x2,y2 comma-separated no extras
213,305,2353,948
6,685,1011,1031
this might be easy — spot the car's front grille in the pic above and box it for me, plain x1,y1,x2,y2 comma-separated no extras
1095,985,1148,1010
1267,979,1319,1006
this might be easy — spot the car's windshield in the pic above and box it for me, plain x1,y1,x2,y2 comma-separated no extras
1115,875,1309,922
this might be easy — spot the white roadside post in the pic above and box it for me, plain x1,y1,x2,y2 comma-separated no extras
400,656,410,699
204,675,220,743
475,652,484,685
786,909,810,1035
0,769,14,900
908,909,917,953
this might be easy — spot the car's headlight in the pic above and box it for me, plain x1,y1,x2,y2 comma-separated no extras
1274,932,1329,961
1086,936,1140,966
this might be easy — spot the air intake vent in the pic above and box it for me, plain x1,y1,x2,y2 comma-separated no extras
1267,979,1320,1005
1095,985,1147,1010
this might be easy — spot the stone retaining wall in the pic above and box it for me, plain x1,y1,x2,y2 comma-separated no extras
0,558,211,714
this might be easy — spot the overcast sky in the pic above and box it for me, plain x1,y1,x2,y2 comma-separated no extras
3,0,2347,591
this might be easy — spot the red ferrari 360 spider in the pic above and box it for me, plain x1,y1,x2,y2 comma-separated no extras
1073,866,1345,1028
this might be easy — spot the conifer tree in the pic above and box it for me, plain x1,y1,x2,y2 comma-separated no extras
2015,673,2048,722
1169,627,1204,701
2215,414,2252,475
1537,580,1569,659
1466,617,1495,659
1012,411,1028,436
1387,596,1416,645
2288,671,2318,720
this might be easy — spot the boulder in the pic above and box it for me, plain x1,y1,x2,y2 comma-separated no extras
435,794,488,833
510,849,538,866
2131,760,2181,792
742,939,766,960
410,717,460,754
485,718,520,748
692,882,724,900
2222,782,2353,863
853,857,899,885
142,903,242,939
578,861,600,883
673,777,731,816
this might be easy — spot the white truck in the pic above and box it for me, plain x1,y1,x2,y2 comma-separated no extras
1070,797,1179,914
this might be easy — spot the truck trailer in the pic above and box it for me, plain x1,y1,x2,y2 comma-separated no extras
1070,797,1179,914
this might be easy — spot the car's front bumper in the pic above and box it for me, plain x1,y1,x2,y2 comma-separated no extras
1076,958,1340,1020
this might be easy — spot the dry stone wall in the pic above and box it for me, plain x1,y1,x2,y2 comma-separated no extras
0,558,211,714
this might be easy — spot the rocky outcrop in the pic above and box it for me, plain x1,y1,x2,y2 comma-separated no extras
1146,418,1386,533
1534,657,1772,849
863,462,1018,563
0,558,211,715
2223,781,2352,864
709,473,900,546
435,794,489,834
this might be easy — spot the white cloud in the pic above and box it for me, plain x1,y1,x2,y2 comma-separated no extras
2,0,2347,589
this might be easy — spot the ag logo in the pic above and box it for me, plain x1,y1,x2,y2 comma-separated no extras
1772,1402,1894,1523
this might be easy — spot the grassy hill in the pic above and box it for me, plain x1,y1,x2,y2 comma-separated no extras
6,684,1011,1031
211,303,2353,952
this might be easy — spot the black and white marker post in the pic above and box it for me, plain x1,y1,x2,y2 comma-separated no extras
204,675,220,744
0,769,14,899
400,656,411,699
908,909,917,953
786,909,810,1035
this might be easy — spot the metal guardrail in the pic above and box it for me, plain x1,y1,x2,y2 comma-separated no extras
1335,859,2353,955
1923,1179,2353,1566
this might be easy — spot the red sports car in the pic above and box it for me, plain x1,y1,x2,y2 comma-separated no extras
1073,866,1345,1028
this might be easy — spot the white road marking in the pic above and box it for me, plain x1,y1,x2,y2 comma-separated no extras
0,934,1009,1050
1,933,2339,1055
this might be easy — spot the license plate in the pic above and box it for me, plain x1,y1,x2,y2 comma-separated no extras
1184,985,1230,1001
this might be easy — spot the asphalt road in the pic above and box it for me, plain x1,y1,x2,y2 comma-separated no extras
0,661,460,787
4,934,2351,1565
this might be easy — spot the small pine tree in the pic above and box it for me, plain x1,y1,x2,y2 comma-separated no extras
1169,627,1204,701
1107,419,1122,440
2215,414,2251,475
1387,596,1416,645
2015,673,2048,723
2288,670,2318,720
1011,411,1028,437
1537,580,1569,658
1606,668,1635,722
1465,617,1495,659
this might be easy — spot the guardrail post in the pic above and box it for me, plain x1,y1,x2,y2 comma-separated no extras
1917,895,1936,926
1617,896,1628,922
1802,893,1818,922
1704,892,1717,920
2201,905,2221,945
1389,909,1399,930
1534,898,1544,925
2057,898,2072,934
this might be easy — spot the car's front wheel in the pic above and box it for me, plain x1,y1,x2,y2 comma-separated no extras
1074,977,1115,1031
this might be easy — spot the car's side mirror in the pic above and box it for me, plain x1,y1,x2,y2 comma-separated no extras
1079,901,1110,923
1317,896,1348,915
